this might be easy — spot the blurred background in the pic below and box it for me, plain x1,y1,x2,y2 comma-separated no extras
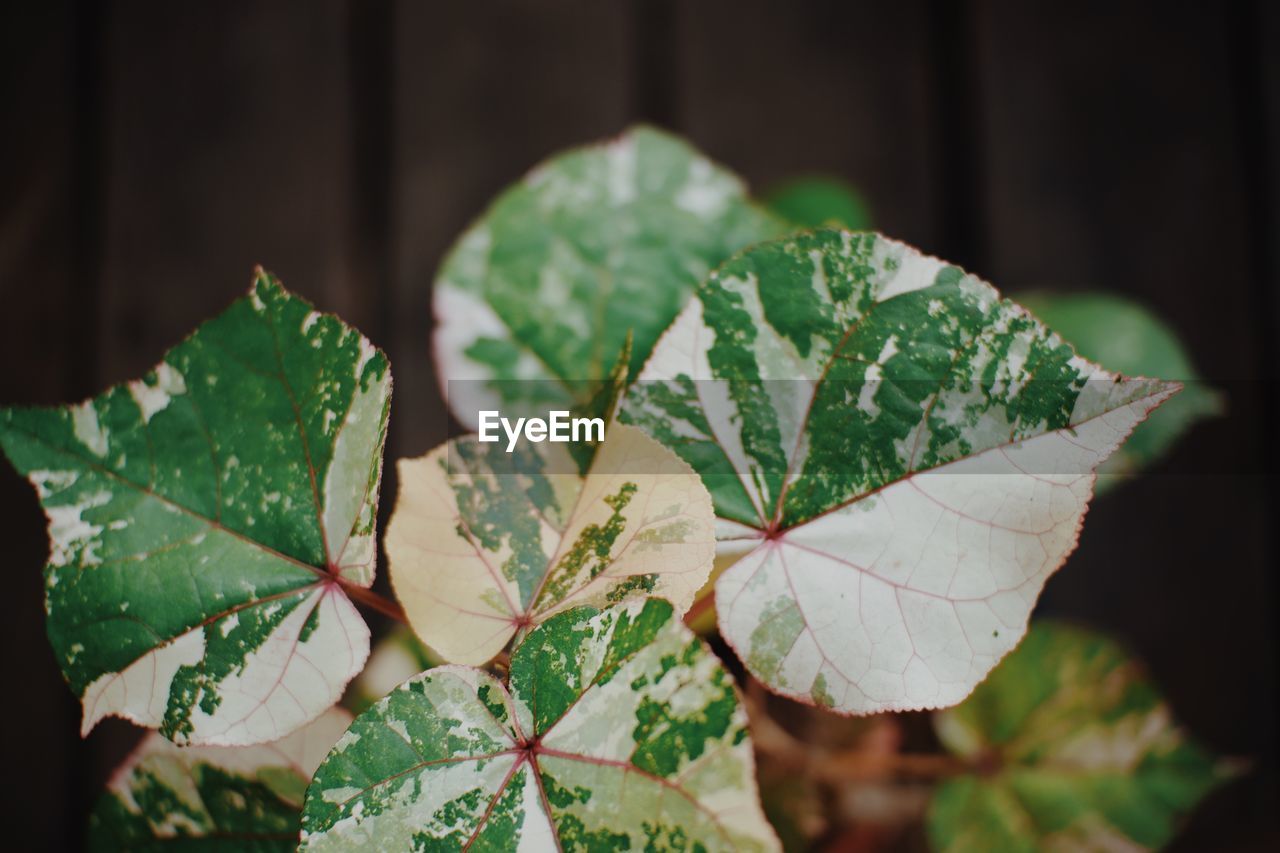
0,1,1275,849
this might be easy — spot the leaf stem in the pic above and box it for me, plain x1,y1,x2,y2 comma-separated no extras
339,581,407,623
805,750,965,783
744,682,965,783
683,589,716,626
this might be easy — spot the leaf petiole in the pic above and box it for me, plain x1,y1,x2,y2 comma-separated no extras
336,581,407,623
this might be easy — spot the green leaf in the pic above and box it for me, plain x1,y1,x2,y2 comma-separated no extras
1016,292,1222,491
622,230,1178,714
300,599,780,850
434,125,787,428
765,176,873,230
386,424,715,665
89,707,351,852
0,272,392,745
928,622,1236,852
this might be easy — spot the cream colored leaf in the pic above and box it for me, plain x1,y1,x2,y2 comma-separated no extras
387,424,715,664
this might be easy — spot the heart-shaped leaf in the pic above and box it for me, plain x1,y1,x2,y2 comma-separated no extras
386,424,714,665
622,230,1177,714
0,272,391,745
928,622,1236,851
434,125,786,429
89,707,352,852
300,599,779,851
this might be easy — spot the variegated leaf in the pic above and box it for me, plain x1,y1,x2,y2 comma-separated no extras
622,230,1178,714
0,272,391,745
387,424,714,665
434,125,786,428
89,707,352,851
928,622,1235,852
300,599,779,851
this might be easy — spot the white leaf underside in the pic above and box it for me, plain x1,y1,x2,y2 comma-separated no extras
716,398,1169,713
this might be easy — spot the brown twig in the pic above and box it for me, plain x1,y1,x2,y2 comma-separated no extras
683,589,716,626
744,681,965,784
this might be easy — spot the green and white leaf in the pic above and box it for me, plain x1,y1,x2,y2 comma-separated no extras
1017,291,1222,491
89,707,352,852
928,622,1235,852
0,272,391,745
387,424,715,665
622,230,1178,715
434,125,786,428
300,599,779,851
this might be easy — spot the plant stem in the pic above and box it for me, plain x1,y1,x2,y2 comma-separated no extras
744,682,965,783
683,589,715,625
807,750,965,783
338,580,407,623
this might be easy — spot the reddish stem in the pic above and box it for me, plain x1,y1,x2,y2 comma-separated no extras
683,589,716,626
338,580,408,623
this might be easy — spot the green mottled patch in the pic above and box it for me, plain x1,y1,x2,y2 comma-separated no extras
745,597,805,687
534,481,637,611
434,125,787,428
449,439,558,607
605,572,659,603
0,272,391,745
928,622,1236,852
301,601,779,851
811,673,835,709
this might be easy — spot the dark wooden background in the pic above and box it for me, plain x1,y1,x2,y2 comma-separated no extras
1,2,1276,849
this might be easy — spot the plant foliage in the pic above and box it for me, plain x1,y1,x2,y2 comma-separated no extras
0,273,390,746
929,622,1235,851
0,129,1231,851
623,230,1175,714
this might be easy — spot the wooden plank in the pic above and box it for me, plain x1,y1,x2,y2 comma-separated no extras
973,2,1257,378
0,2,88,848
972,3,1271,842
389,0,633,459
674,0,941,250
96,0,357,387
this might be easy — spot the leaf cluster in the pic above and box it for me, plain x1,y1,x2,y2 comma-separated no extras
0,128,1227,851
